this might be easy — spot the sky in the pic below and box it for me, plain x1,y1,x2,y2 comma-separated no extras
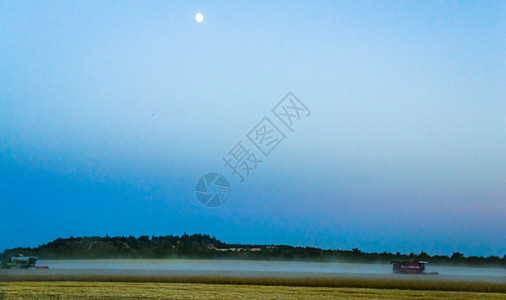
1,1,505,257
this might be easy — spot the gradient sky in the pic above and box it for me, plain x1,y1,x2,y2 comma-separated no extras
1,1,505,256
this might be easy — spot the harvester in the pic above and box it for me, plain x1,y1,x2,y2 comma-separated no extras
1,254,48,269
391,260,437,274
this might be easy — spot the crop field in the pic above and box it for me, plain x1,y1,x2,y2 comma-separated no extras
0,282,505,300
1,273,505,293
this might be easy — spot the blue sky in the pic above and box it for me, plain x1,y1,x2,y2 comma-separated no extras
1,1,505,256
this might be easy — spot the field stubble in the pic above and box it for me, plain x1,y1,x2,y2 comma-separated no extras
0,281,505,300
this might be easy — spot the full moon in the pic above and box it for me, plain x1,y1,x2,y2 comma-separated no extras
195,13,203,23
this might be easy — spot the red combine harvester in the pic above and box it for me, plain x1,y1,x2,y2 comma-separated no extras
391,260,437,274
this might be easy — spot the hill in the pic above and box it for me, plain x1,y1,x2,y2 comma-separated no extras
2,234,505,267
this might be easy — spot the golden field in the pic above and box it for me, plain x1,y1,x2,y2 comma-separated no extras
0,281,505,300
1,274,505,293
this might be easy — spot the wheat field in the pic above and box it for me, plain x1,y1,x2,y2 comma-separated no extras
0,282,505,300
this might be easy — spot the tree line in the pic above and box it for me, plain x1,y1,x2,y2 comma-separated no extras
1,233,504,267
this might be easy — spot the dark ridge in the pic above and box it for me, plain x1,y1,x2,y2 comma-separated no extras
1,234,505,267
